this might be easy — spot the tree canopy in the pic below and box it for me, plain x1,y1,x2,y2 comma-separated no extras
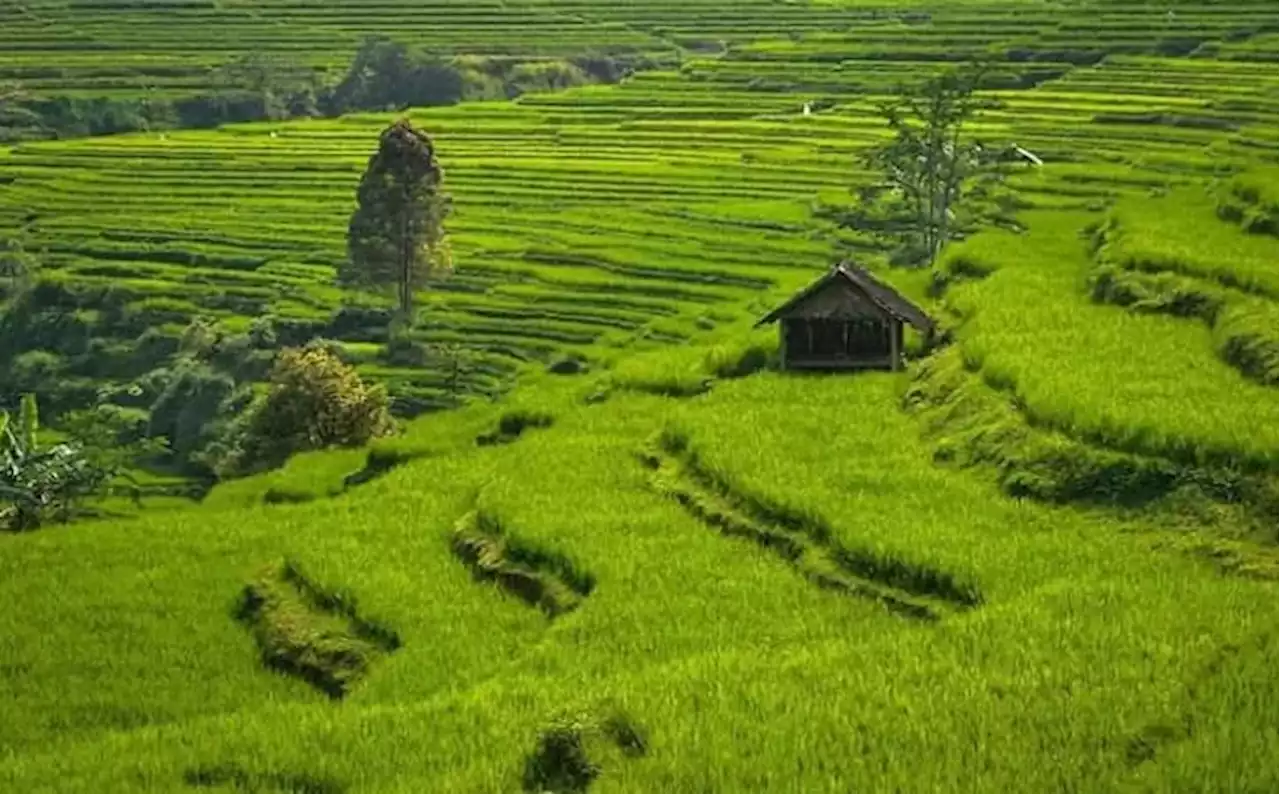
850,64,1014,268
341,118,452,319
241,343,395,471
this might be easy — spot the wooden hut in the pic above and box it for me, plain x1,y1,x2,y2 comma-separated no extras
755,262,934,371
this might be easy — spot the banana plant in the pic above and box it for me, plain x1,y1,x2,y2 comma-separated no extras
0,394,110,531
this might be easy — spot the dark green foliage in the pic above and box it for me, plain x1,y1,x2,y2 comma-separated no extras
0,235,37,296
548,353,589,375
0,41,634,143
323,37,465,114
476,410,554,446
0,394,118,531
521,710,649,793
342,119,451,319
213,52,323,121
851,62,1014,267
0,292,269,477
522,716,601,794
239,343,395,473
234,559,400,699
340,446,416,490
146,358,242,460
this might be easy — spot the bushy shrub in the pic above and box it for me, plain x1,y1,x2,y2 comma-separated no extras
0,394,129,531
7,349,64,393
146,359,239,459
240,343,394,471
547,353,589,375
507,60,591,96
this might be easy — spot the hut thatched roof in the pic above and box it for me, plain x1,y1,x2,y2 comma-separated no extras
754,262,934,333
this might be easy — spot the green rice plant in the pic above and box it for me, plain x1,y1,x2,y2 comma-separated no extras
2,11,1280,789
0,364,1276,789
607,346,713,398
475,410,555,447
1098,187,1278,298
183,762,347,794
701,324,778,379
1213,300,1280,386
520,708,647,793
1088,263,1279,386
1215,165,1279,235
947,209,1278,472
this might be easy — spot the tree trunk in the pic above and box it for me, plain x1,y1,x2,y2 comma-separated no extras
398,204,412,319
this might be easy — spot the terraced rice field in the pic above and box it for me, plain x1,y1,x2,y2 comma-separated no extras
1,1,1278,790
2,11,1275,409
3,0,1276,98
1,348,1275,790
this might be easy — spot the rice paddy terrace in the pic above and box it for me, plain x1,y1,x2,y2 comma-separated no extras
10,0,1271,99
0,0,1278,791
1,0,1276,411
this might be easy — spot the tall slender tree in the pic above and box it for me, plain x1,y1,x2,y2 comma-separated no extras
341,118,451,319
852,63,1011,268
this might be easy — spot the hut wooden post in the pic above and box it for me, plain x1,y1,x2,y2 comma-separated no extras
889,320,900,371
779,322,789,368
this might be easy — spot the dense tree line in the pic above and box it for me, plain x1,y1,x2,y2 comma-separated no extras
0,116,444,499
0,38,657,142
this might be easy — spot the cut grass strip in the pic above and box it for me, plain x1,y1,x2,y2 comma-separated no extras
234,560,401,700
640,427,982,621
450,510,596,619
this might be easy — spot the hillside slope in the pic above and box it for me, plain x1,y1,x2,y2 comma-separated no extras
1,354,1276,791
2,185,1278,787
0,1,1277,791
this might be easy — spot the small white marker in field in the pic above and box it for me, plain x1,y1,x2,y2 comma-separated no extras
1013,144,1043,166
802,102,812,116
269,131,278,139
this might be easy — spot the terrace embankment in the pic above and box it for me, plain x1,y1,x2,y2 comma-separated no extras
234,559,401,699
450,509,596,618
184,763,347,794
639,427,983,621
1088,184,1279,386
3,9,1276,479
906,346,1278,559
